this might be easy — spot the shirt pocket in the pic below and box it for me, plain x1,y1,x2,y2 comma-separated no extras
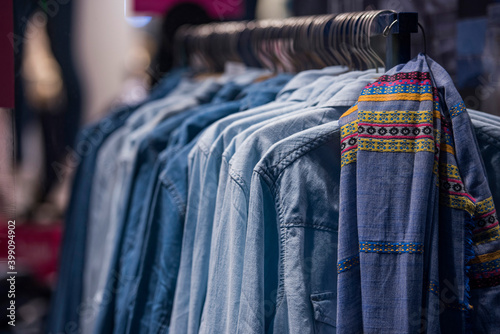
310,291,337,333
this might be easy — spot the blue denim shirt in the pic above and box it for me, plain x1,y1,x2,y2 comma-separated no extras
337,54,500,333
170,68,351,334
199,70,381,334
237,120,343,333
82,74,220,334
94,74,290,334
92,79,248,334
49,68,184,334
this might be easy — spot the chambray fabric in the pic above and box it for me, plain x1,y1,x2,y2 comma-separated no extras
336,54,500,333
97,75,290,334
49,69,184,334
111,82,246,334
92,75,254,334
169,67,350,334
199,70,381,334
83,75,220,334
235,120,343,334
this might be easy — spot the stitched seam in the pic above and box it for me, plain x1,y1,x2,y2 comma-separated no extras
281,223,337,233
161,176,186,213
275,173,287,311
254,129,340,180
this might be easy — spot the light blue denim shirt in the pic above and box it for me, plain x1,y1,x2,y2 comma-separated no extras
82,76,220,334
102,74,292,334
198,70,381,334
236,119,343,333
51,69,184,334
169,67,350,333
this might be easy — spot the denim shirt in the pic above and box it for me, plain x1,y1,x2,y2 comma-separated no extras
337,54,500,333
199,70,381,334
101,74,291,334
93,79,249,334
170,68,352,334
237,120,343,333
49,69,184,334
82,75,220,334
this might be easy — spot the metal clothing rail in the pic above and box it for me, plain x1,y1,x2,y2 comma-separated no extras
173,10,419,72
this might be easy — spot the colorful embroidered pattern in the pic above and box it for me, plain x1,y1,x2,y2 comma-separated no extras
341,149,357,167
439,194,475,216
358,123,433,139
376,71,432,82
470,253,500,288
357,110,434,124
473,225,500,245
470,249,500,264
359,241,424,254
449,101,467,118
476,197,496,215
358,93,434,102
340,119,358,138
358,138,435,153
360,83,433,97
475,211,498,230
471,258,500,273
337,255,360,274
439,163,461,180
472,197,499,234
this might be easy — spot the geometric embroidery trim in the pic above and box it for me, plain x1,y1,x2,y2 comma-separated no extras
341,149,357,167
337,255,360,274
476,197,496,215
440,178,466,196
473,224,500,245
469,249,500,265
470,258,500,273
376,71,432,83
449,101,467,118
340,134,358,153
360,83,433,97
358,93,434,102
439,163,462,181
439,193,476,216
359,241,424,254
358,137,435,153
358,123,433,139
474,211,498,230
341,120,358,138
357,110,434,124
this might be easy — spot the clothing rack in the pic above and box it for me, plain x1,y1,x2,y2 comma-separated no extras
173,10,419,72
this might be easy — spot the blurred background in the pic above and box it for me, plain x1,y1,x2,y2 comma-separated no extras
0,0,499,332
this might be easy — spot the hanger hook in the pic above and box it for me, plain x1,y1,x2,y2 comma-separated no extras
383,19,398,37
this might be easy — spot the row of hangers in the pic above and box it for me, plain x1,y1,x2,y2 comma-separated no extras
173,10,419,74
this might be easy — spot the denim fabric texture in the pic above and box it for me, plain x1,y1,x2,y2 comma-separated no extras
170,67,353,334
237,120,344,334
49,69,184,334
336,54,500,333
53,60,500,334
200,70,381,334
92,73,288,334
